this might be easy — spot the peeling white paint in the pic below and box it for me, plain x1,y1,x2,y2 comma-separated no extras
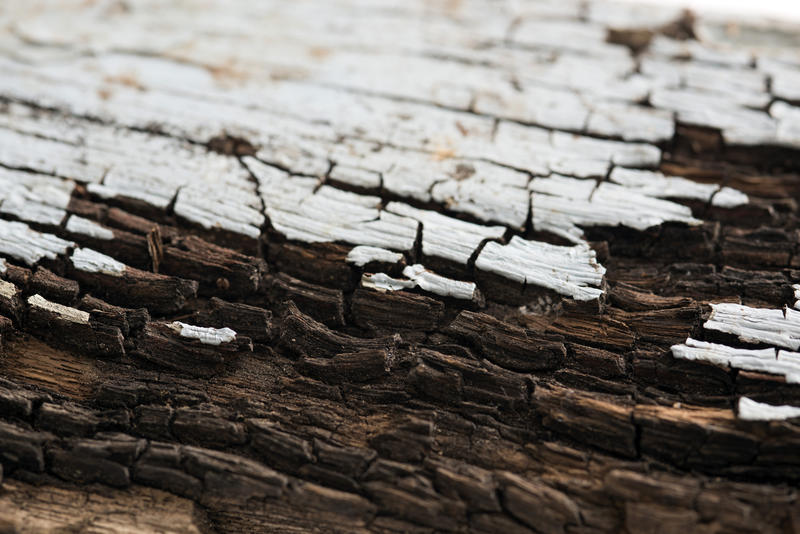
586,102,675,143
430,178,529,229
0,106,262,240
650,86,778,147
0,193,66,226
768,64,800,103
778,349,800,365
672,337,776,366
0,0,778,312
475,236,605,301
0,167,74,211
609,167,749,207
474,84,589,132
530,175,702,243
174,185,264,239
647,34,752,67
711,187,752,208
27,294,90,324
704,302,800,350
0,220,73,266
65,215,115,240
71,248,127,277
248,159,419,252
329,165,382,190
346,246,404,267
169,321,237,346
361,273,416,292
738,397,800,421
403,264,476,300
0,279,18,300
361,264,477,300
671,337,800,383
386,202,505,266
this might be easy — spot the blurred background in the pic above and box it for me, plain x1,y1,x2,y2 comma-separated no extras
618,0,800,21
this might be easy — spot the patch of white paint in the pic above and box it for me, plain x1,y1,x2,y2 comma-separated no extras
169,321,237,345
27,294,90,324
0,220,73,266
475,236,605,301
65,216,115,240
0,279,18,300
71,248,127,277
738,396,800,421
361,273,416,292
403,264,476,300
704,303,800,350
671,337,800,383
346,246,404,267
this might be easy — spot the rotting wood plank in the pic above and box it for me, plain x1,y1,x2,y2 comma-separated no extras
0,1,800,533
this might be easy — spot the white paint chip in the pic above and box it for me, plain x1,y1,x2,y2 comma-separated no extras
0,279,19,300
386,202,506,266
704,302,800,350
27,294,90,324
0,194,66,226
71,248,127,277
530,176,701,243
671,337,800,383
403,264,477,300
65,215,115,240
0,167,74,226
346,246,404,267
248,161,419,252
361,264,477,300
170,322,237,346
738,397,800,421
0,220,73,266
361,273,416,292
609,167,749,207
475,236,605,301
174,186,264,239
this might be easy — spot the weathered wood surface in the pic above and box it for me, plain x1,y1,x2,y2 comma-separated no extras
0,0,800,532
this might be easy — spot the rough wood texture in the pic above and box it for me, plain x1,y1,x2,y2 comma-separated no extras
0,0,800,532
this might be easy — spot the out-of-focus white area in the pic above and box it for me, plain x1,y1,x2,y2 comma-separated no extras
614,0,800,22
